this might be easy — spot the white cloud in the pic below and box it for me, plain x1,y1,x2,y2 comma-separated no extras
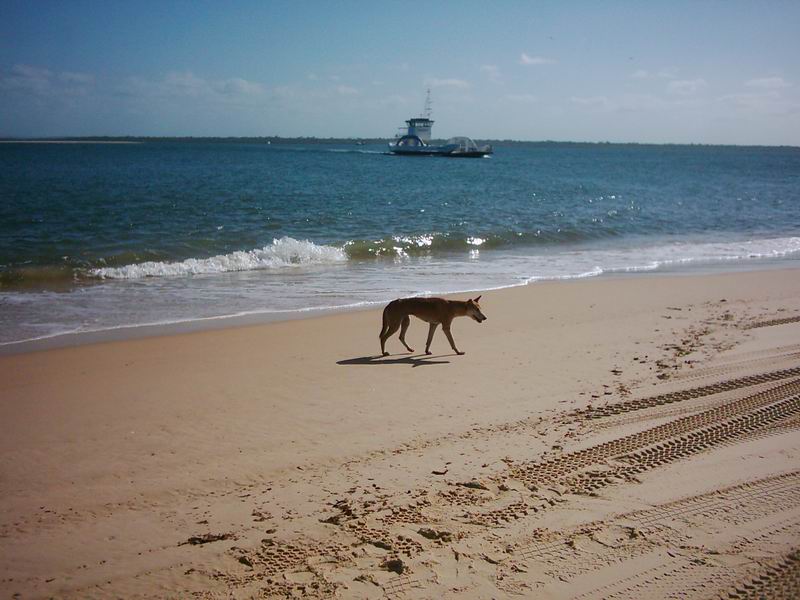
163,71,211,96
1,64,96,96
335,85,359,95
617,94,672,112
631,67,679,80
114,76,156,98
570,94,672,113
745,77,791,90
162,72,265,99
113,71,268,107
1,64,53,93
480,65,501,83
218,78,264,95
505,93,537,103
667,78,707,95
570,95,612,110
657,67,679,79
271,85,296,101
519,53,556,66
717,90,799,116
426,77,470,89
12,64,52,79
59,71,95,85
379,94,408,107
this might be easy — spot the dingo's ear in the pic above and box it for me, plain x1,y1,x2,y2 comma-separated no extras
474,295,482,303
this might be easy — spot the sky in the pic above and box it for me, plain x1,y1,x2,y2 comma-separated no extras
1,1,799,145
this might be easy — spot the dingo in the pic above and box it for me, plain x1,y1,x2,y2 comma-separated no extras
379,296,486,356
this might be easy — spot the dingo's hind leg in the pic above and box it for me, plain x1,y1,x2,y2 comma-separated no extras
398,315,414,353
379,306,392,355
380,318,401,356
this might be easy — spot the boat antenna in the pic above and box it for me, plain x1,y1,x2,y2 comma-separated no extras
423,88,432,119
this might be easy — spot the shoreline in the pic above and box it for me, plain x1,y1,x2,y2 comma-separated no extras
2,259,798,356
1,138,798,148
1,267,799,598
0,140,142,144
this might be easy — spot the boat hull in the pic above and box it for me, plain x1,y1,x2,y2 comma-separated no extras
445,150,493,158
387,146,449,156
387,143,491,158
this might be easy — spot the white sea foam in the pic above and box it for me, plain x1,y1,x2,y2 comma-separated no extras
5,235,800,349
522,236,800,282
609,236,800,274
90,237,347,279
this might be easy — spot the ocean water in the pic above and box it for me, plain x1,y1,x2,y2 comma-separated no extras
1,141,799,347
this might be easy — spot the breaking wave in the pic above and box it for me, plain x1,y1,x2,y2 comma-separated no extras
90,237,347,279
63,234,800,281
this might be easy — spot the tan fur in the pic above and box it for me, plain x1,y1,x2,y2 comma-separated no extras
379,296,486,356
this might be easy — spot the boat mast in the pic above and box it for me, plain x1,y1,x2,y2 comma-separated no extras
423,88,432,119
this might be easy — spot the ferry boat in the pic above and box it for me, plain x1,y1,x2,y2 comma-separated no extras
387,90,492,158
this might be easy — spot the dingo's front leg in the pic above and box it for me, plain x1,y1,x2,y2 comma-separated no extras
443,325,464,355
425,322,438,355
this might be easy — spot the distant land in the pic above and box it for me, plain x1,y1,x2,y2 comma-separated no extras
0,136,796,148
0,136,601,146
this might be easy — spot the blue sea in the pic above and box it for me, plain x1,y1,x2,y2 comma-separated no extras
1,141,799,347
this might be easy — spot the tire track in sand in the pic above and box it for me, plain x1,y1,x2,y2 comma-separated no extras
508,377,800,491
715,550,800,599
497,472,800,599
569,366,800,421
743,315,800,330
200,367,800,597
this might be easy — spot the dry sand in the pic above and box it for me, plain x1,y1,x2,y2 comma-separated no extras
1,268,800,599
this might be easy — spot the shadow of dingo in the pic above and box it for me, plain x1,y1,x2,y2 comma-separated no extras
337,353,452,367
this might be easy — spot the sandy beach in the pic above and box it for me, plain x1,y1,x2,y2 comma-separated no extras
2,268,800,599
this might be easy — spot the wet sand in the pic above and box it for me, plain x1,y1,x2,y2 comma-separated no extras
1,268,800,599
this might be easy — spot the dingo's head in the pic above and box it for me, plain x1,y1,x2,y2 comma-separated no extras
466,296,487,323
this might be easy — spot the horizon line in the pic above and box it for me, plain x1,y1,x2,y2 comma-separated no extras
1,136,798,149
